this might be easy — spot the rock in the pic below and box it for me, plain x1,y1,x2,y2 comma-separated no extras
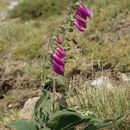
0,0,21,21
7,104,13,109
0,127,10,130
0,11,7,21
19,97,39,119
119,73,130,83
90,76,113,90
7,1,19,10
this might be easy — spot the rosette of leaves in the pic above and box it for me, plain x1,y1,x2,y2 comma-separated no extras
10,90,124,130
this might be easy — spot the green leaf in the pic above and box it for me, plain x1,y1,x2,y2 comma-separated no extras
86,116,125,130
48,109,91,130
95,116,125,129
10,120,38,130
69,28,74,32
34,90,50,112
85,125,98,130
41,127,51,130
55,77,65,87
34,90,53,129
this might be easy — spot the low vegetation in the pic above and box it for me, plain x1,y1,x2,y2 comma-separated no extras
0,0,7,11
10,0,71,20
67,75,130,129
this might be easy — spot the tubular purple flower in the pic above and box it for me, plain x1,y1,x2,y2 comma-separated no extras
75,21,86,32
52,60,64,75
76,9,87,20
56,36,62,45
77,4,92,19
53,52,64,65
75,17,86,32
76,17,86,28
57,47,66,57
85,9,93,18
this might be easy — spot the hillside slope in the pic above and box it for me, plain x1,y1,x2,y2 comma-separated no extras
0,0,130,129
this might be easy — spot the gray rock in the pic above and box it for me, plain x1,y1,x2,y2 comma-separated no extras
19,97,39,119
90,76,113,90
0,11,7,21
0,0,21,21
7,1,19,10
7,104,13,109
118,73,130,86
119,73,130,83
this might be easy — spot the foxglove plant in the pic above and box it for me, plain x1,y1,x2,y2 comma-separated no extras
11,2,119,130
10,1,121,130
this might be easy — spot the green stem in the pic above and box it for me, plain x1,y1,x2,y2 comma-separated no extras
42,28,54,83
53,74,56,101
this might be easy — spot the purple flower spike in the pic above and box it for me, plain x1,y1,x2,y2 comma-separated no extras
75,3,92,32
52,46,66,75
52,60,64,75
53,52,64,65
57,47,66,57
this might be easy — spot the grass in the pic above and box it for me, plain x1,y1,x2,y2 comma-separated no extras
0,0,129,79
0,88,39,113
0,88,39,129
66,0,130,73
67,75,130,130
0,0,7,11
68,85,130,119
10,0,71,20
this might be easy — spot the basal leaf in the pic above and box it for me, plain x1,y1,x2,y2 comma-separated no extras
48,109,91,130
10,120,38,130
34,90,49,112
